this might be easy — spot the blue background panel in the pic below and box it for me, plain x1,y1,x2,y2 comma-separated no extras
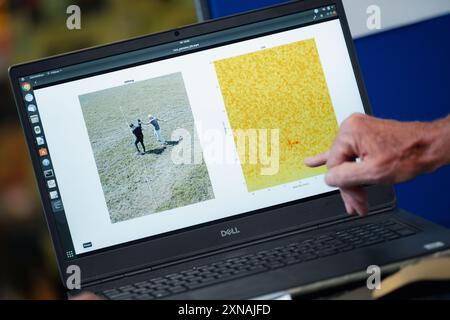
207,0,450,228
208,0,288,18
354,14,450,228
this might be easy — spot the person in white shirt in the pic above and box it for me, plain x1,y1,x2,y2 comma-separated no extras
140,114,166,146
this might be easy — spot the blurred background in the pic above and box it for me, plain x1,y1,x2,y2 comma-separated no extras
0,0,196,299
1,0,449,299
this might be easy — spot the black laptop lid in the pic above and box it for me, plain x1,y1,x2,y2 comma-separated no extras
9,0,395,285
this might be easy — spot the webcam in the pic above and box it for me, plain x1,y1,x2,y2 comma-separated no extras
174,30,180,37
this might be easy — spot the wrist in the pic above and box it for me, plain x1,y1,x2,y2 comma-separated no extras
426,116,450,169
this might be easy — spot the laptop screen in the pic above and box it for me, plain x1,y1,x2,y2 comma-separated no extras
17,4,365,258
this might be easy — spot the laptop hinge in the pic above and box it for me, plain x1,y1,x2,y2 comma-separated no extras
83,266,154,288
83,273,127,288
82,203,396,288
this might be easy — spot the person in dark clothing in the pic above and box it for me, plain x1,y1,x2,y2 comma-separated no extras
130,122,146,154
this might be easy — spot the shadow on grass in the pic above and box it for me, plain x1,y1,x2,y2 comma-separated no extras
165,139,181,146
141,139,181,155
145,147,166,155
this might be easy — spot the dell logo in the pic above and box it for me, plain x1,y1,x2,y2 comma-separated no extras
221,227,241,237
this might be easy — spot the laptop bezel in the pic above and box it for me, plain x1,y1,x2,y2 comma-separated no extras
9,0,396,286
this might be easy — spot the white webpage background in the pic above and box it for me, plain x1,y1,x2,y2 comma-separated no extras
34,20,365,254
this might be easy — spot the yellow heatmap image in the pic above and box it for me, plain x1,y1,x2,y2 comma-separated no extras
214,38,339,192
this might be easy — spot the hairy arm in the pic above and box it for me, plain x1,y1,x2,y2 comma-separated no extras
305,113,450,216
428,115,450,167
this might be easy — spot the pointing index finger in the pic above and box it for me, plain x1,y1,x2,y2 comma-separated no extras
304,151,329,168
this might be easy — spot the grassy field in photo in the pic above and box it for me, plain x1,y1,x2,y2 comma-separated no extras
79,73,214,223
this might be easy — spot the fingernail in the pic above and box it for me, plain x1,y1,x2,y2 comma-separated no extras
345,206,351,215
344,201,351,214
324,173,335,186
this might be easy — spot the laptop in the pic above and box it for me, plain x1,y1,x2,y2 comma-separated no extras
9,0,450,300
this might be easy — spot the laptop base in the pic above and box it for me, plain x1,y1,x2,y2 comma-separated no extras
81,209,450,300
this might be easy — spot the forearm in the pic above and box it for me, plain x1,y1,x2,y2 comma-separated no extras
425,115,450,170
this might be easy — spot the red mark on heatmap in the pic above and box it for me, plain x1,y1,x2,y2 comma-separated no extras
287,139,300,149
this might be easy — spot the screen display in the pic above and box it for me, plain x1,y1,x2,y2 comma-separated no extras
18,5,365,258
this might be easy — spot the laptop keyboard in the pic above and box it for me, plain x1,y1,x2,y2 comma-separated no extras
100,219,416,300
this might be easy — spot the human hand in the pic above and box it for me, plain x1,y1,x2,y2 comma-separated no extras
304,113,446,216
69,292,104,300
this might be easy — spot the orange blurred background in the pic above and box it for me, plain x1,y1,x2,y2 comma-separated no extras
0,0,196,299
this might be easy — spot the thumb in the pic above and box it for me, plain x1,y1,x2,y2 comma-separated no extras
325,161,375,188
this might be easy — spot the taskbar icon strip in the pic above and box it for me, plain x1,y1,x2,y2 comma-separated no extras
20,77,75,260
